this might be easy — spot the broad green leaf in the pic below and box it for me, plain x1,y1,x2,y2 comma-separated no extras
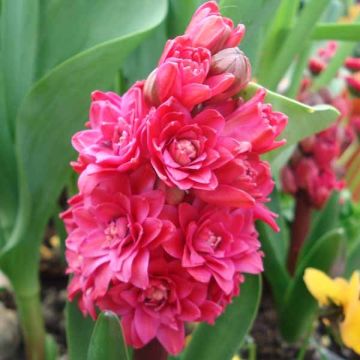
66,300,95,360
87,311,129,360
181,275,261,360
1,0,39,131
220,0,281,73
279,228,345,342
167,0,204,37
312,23,360,41
298,192,340,265
264,0,329,89
45,334,58,360
241,82,339,154
122,22,167,88
312,41,356,91
38,1,169,78
0,54,17,239
0,0,167,293
257,0,301,83
257,188,290,308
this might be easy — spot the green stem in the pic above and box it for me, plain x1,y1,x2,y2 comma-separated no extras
16,291,46,360
287,191,312,275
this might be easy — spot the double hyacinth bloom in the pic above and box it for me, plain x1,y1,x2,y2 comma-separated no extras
304,268,360,355
62,1,287,354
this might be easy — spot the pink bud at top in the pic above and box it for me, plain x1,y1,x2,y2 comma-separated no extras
185,1,245,53
209,47,251,100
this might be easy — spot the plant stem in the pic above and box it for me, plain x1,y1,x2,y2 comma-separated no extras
133,339,168,360
16,291,45,360
287,191,312,275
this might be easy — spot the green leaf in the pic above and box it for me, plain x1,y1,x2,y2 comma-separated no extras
181,275,261,360
38,0,168,78
298,192,340,265
345,239,360,277
219,0,281,74
167,0,204,37
0,0,167,293
312,23,360,41
45,334,58,360
87,311,129,360
66,300,95,360
1,0,39,131
0,53,17,239
241,82,339,155
257,0,301,83
279,228,345,342
122,22,167,88
257,188,290,308
264,0,329,89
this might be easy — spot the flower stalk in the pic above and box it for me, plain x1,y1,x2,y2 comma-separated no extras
16,291,45,360
287,191,312,275
133,339,168,360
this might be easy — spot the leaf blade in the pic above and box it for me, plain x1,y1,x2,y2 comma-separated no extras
87,311,129,360
181,275,261,360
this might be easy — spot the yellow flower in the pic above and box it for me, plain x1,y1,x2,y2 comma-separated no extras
340,4,360,23
304,268,360,354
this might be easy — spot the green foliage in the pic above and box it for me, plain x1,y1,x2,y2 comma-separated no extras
298,192,341,265
279,228,346,342
181,275,261,360
257,188,290,308
87,312,129,360
261,0,329,89
66,300,95,360
313,23,360,41
220,0,281,73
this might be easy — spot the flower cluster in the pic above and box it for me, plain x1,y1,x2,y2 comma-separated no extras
281,123,349,208
282,43,355,209
62,1,287,354
304,268,360,355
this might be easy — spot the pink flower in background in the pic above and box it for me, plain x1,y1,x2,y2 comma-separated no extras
308,41,337,75
62,1,287,354
281,124,347,208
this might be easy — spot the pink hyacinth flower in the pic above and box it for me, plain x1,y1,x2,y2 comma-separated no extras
185,1,245,53
72,82,149,173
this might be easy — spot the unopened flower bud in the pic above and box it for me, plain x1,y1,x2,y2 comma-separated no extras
144,68,160,106
300,135,315,154
345,57,360,72
210,47,251,97
308,58,326,75
346,73,360,97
